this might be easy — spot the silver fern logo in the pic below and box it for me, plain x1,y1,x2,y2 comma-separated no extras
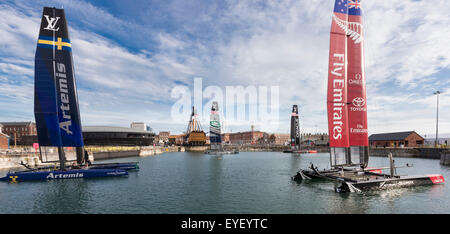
333,13,363,44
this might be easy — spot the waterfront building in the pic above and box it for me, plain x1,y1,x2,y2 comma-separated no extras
158,131,170,143
0,132,9,149
130,122,146,131
228,131,265,145
176,134,186,145
369,131,424,148
83,126,155,146
269,133,290,145
0,122,37,146
301,133,329,146
221,133,231,144
166,134,186,146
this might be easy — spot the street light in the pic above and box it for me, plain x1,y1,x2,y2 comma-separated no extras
434,91,441,148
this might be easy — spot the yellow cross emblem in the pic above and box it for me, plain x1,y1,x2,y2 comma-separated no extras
38,37,71,50
9,176,18,183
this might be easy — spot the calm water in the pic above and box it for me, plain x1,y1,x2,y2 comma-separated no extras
0,152,449,214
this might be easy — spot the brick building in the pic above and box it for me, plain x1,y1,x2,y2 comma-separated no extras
269,133,290,145
158,131,170,143
0,122,36,145
0,123,9,149
0,132,9,149
228,131,265,145
221,133,231,144
167,134,185,146
369,131,424,148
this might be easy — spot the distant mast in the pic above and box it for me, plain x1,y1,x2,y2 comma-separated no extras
290,105,301,151
327,0,368,168
34,7,85,169
210,102,222,151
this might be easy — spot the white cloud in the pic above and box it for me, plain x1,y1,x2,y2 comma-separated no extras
0,0,449,136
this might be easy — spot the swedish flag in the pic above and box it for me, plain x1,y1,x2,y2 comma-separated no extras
37,35,71,51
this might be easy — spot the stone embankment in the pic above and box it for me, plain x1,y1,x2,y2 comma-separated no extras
223,145,329,152
0,146,185,169
439,149,450,166
370,147,448,159
91,146,184,160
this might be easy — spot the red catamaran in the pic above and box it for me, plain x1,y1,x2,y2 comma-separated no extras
292,0,444,192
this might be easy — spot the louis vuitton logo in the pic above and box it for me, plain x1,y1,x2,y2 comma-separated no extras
43,15,60,31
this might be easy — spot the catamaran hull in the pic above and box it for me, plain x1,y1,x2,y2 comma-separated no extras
283,150,317,154
205,150,239,155
292,170,444,193
336,176,444,193
89,162,139,171
0,169,128,182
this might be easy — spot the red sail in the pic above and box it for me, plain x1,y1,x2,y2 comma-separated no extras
327,11,349,148
347,13,368,147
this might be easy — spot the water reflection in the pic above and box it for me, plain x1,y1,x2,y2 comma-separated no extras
0,152,448,213
31,180,91,214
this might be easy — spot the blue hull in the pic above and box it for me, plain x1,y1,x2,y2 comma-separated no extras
0,168,128,182
89,162,139,171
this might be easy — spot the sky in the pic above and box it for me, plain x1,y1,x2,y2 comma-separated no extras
0,0,449,138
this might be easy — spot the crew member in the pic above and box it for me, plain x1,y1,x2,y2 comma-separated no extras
84,149,92,166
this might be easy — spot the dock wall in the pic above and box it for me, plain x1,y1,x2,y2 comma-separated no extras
93,150,140,160
370,147,448,159
0,153,40,169
439,150,450,166
0,146,185,169
92,146,184,160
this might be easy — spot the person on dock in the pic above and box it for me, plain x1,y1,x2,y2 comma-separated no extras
84,149,92,166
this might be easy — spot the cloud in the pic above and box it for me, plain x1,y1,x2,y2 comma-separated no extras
0,0,449,136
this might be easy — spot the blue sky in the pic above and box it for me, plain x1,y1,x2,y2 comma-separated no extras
0,0,449,137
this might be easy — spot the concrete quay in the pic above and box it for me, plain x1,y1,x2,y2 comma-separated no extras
369,147,448,159
0,146,185,169
92,145,184,160
439,150,450,166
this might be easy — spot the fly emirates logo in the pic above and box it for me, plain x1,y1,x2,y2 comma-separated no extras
330,53,345,140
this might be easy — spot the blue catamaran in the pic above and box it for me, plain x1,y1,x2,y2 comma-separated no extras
0,7,135,182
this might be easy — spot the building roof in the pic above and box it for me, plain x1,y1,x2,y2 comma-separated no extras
83,126,153,134
0,121,34,126
368,131,421,141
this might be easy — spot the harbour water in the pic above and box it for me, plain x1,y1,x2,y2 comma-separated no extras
0,152,449,214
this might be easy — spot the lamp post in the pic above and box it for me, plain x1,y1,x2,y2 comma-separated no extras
434,91,441,147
